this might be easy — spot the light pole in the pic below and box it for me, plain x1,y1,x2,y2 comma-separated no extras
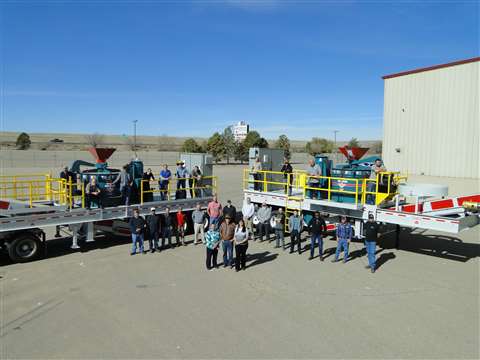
133,120,138,158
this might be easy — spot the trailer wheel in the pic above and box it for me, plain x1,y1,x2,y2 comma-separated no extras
8,234,42,263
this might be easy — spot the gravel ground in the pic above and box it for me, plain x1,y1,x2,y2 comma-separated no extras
0,165,478,359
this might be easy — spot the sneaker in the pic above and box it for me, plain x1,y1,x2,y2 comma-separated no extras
130,252,136,256
331,259,337,263
342,259,347,263
371,267,375,273
319,256,324,262
365,265,371,270
289,251,293,254
308,256,313,260
142,251,147,254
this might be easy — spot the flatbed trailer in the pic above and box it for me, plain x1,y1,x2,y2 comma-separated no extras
0,174,216,263
243,169,480,238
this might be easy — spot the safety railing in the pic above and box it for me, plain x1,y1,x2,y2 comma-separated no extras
0,174,71,207
243,168,405,206
140,176,217,204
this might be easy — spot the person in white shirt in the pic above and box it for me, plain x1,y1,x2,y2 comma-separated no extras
242,197,255,239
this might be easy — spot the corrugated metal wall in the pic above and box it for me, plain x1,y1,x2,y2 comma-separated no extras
383,61,479,179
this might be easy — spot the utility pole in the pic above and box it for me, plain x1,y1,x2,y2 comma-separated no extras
133,120,138,158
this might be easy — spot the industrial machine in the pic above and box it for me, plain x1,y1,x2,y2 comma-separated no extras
248,148,285,191
71,147,144,207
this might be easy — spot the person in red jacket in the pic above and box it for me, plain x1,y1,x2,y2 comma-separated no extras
176,208,186,246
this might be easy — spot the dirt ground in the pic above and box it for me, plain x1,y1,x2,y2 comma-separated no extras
0,165,479,359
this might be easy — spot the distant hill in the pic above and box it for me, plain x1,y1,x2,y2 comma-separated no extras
0,131,380,152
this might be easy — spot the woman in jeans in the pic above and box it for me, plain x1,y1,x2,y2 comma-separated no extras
234,219,249,271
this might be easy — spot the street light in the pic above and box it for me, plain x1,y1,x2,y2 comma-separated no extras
133,120,138,158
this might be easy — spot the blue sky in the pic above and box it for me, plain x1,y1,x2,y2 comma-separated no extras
1,0,478,141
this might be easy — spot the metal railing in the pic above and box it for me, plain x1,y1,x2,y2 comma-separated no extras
243,168,405,206
140,176,217,204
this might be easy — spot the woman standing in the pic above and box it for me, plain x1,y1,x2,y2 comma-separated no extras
176,208,186,246
234,219,249,271
205,224,221,270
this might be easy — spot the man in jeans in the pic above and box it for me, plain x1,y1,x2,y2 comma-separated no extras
191,203,206,245
364,213,380,273
129,208,146,255
332,215,352,263
159,164,172,201
273,208,285,249
242,197,255,239
257,202,272,242
219,215,235,268
307,159,322,199
307,211,327,261
207,195,222,228
146,207,161,253
289,210,303,254
113,165,133,206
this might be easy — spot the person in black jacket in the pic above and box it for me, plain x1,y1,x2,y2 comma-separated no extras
223,200,237,222
162,207,176,249
129,208,146,255
364,213,380,273
280,159,293,195
146,207,161,252
308,211,327,261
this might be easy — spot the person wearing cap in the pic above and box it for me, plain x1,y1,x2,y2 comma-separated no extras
176,161,189,196
364,213,380,273
176,208,186,246
146,207,161,252
289,210,303,254
367,159,387,205
332,216,352,263
280,158,293,195
219,215,236,268
192,203,206,245
307,211,327,260
207,195,222,228
223,200,237,222
162,207,176,249
205,223,221,270
242,197,255,239
129,208,146,255
257,202,272,242
159,164,172,201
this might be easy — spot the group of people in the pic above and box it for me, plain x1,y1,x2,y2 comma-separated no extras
128,193,382,274
250,156,387,205
60,160,209,209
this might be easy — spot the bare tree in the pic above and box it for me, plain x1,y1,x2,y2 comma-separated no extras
85,133,104,148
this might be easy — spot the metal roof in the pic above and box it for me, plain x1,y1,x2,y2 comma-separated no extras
382,57,480,80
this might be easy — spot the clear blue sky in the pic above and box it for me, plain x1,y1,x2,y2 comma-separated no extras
1,0,478,141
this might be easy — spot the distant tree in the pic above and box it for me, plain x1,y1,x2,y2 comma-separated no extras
233,141,248,164
222,127,236,164
275,134,291,160
371,141,383,154
206,132,225,163
244,131,269,150
348,137,359,147
16,132,31,150
86,133,104,148
181,138,203,153
305,137,334,155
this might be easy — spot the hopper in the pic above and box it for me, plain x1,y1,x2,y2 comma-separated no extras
88,147,116,164
338,146,369,162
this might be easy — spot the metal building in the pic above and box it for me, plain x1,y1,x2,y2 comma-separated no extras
382,57,479,179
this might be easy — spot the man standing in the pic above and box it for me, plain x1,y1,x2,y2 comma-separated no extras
219,216,236,268
207,195,222,228
205,224,221,270
146,207,161,253
242,197,255,239
273,208,285,249
280,159,293,195
162,207,175,249
129,208,146,255
176,161,189,198
113,165,133,206
159,164,172,201
364,213,380,273
332,216,352,263
251,157,262,191
223,200,237,222
257,202,272,242
307,159,322,199
289,210,303,254
192,203,206,245
308,211,327,261
367,159,387,205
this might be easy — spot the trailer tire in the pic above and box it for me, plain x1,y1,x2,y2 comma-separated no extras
8,234,42,263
